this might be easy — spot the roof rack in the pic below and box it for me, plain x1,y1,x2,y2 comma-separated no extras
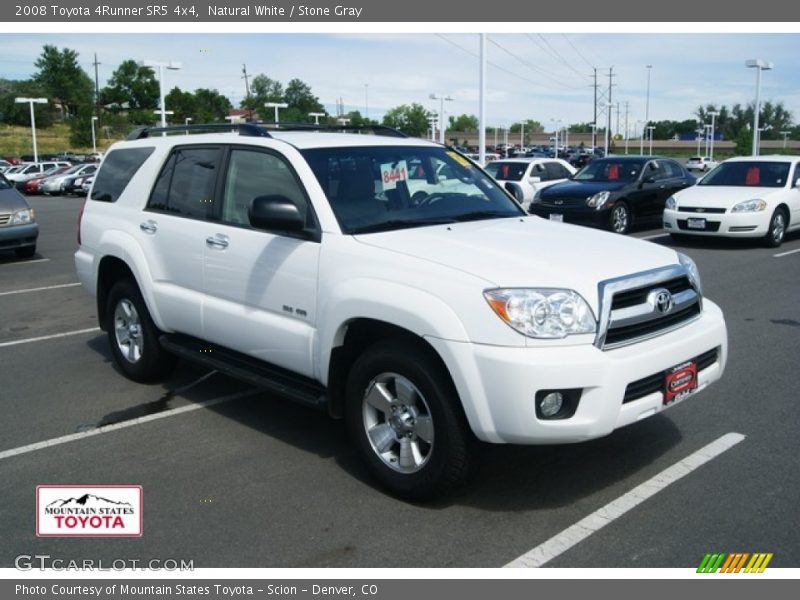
253,123,409,138
126,123,272,140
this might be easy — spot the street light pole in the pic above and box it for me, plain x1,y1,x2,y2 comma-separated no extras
141,60,182,130
696,127,704,155
14,97,47,163
265,102,289,124
429,93,454,145
309,112,326,125
708,111,719,160
746,59,774,156
91,116,98,153
647,126,655,155
780,130,791,149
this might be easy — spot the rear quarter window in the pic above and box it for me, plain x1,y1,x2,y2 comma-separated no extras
90,147,155,203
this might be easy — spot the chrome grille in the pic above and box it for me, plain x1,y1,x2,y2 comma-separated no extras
0,213,11,226
596,266,702,350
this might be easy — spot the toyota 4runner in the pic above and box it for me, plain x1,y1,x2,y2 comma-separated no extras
75,124,728,498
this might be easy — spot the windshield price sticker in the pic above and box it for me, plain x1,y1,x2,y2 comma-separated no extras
380,161,408,191
447,151,473,168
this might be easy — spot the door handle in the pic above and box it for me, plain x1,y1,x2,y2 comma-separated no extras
139,220,157,234
205,235,229,249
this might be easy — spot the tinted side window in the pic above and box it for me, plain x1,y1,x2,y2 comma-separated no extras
545,162,569,180
91,147,155,203
664,161,685,178
147,147,221,219
221,148,310,227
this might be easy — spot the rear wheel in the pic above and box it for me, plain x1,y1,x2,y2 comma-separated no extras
764,208,788,248
345,339,471,500
105,279,175,382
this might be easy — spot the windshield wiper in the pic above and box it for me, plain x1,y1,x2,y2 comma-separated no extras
350,218,458,234
451,211,517,222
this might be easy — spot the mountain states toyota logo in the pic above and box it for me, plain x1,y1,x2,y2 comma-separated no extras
36,486,143,537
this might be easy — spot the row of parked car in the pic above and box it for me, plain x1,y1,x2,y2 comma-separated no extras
483,153,799,246
0,161,96,196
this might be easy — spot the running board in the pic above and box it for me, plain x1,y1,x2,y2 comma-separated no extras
159,334,327,410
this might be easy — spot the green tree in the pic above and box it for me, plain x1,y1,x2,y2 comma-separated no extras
0,78,54,127
32,45,94,117
382,103,431,137
509,119,544,135
164,87,196,123
243,74,284,119
285,78,324,115
193,88,232,123
734,127,753,156
101,60,159,110
448,114,478,132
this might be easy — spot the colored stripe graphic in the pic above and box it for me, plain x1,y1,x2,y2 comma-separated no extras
697,552,773,573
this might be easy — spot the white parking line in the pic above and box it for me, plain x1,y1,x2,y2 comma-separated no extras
0,389,259,462
773,248,800,258
0,282,80,297
0,327,101,349
504,432,746,568
0,258,50,266
638,233,669,241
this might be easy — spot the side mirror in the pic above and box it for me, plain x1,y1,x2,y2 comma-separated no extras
249,195,305,233
529,176,542,183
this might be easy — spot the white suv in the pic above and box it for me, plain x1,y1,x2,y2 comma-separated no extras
76,124,728,498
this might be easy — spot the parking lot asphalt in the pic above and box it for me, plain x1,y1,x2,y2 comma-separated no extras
1,195,798,568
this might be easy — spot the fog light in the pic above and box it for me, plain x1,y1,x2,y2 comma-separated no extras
539,392,563,417
535,388,582,420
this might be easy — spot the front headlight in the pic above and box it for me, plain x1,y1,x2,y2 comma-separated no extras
484,288,597,339
11,208,35,225
665,195,677,211
678,253,703,296
586,190,610,209
731,199,767,212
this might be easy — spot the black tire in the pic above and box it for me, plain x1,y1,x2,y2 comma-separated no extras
14,245,36,258
609,201,631,235
105,278,175,383
345,338,472,500
764,207,788,248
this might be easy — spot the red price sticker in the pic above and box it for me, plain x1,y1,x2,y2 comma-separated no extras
380,160,408,191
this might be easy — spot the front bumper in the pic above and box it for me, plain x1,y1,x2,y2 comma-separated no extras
530,204,611,229
663,208,770,237
0,222,39,250
427,299,727,444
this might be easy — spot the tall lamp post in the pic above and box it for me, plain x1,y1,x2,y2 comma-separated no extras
265,102,289,124
780,130,791,149
91,115,98,153
647,126,655,155
707,111,719,160
309,112,326,125
141,60,182,129
14,97,47,163
745,59,774,156
429,93,453,144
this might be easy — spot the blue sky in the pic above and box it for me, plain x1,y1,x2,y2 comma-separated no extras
2,33,799,132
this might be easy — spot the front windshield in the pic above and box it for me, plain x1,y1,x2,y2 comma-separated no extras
484,161,527,181
301,146,523,234
574,160,644,182
698,161,790,188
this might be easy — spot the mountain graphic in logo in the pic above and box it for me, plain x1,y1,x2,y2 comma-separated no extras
46,494,133,508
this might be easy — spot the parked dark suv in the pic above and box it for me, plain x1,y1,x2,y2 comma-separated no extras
529,156,696,234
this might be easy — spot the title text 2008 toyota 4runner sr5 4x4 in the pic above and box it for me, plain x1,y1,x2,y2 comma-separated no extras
75,124,727,498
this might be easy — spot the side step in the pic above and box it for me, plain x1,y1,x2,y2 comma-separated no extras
159,334,327,410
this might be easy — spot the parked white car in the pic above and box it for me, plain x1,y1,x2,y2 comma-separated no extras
484,158,576,209
685,156,719,172
5,161,71,189
40,163,97,195
663,155,800,247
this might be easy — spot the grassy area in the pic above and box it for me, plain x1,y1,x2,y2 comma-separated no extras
0,123,119,158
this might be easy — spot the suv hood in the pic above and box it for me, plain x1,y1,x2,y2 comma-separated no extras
541,179,629,198
355,217,681,309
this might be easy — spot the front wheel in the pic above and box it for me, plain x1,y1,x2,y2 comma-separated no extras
764,208,788,248
105,279,175,382
345,339,471,500
609,201,631,234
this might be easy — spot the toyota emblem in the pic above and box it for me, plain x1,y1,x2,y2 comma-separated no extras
648,288,674,315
